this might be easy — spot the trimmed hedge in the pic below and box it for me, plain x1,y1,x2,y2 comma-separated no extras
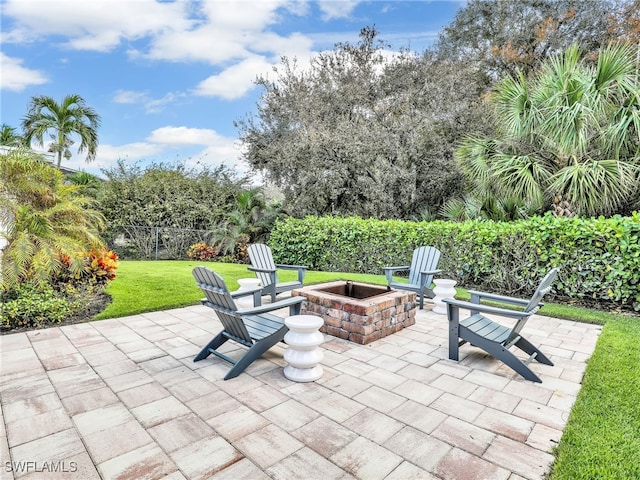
269,213,640,310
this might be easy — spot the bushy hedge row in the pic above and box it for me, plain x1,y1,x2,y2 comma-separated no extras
269,213,640,310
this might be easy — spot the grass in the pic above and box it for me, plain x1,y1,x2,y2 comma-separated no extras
98,260,387,319
549,316,640,480
99,260,640,479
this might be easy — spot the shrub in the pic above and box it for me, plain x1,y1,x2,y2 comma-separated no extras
187,242,219,261
269,213,640,311
1,283,73,329
56,249,119,288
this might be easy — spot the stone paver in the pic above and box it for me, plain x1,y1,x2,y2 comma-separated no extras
0,303,602,479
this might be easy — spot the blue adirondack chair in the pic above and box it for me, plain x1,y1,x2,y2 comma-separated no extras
193,266,304,380
443,268,559,383
383,246,442,309
247,243,307,303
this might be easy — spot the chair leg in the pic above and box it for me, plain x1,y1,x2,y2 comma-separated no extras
194,332,228,362
224,329,287,380
513,336,554,366
447,303,460,361
462,329,543,383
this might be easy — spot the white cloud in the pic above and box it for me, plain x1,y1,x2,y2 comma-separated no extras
146,126,227,146
2,0,191,51
317,0,360,20
0,53,48,91
193,56,274,99
112,90,148,104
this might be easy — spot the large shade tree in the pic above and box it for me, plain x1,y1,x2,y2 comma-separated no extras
237,27,490,219
22,94,101,167
436,0,626,79
455,43,640,218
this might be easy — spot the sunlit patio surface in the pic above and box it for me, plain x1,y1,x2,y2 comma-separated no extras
0,299,602,480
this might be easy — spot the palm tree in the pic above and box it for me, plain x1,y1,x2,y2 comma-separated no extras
214,189,281,257
65,171,103,199
0,124,24,147
455,43,640,217
22,94,101,167
0,149,105,289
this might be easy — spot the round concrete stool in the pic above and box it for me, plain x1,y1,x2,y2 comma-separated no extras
283,315,324,382
432,279,457,314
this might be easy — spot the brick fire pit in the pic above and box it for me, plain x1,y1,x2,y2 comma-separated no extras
292,281,416,344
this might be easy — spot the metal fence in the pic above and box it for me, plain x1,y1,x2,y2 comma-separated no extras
107,225,217,260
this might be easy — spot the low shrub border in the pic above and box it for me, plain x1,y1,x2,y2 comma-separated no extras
269,213,640,311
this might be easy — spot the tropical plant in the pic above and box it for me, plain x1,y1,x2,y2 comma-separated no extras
0,149,106,288
65,171,104,198
0,123,24,147
213,188,281,259
22,94,101,167
454,43,640,218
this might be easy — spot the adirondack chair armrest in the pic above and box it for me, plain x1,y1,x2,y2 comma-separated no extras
230,286,262,306
418,269,443,286
419,269,442,275
383,266,410,283
275,264,307,282
442,298,531,319
248,266,277,274
467,290,530,307
237,296,304,316
383,266,410,272
230,286,262,297
275,264,308,270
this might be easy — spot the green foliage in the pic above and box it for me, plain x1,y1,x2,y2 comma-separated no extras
213,188,281,256
98,260,389,319
100,160,244,231
22,94,101,167
0,150,106,289
454,43,640,218
99,160,252,259
0,283,73,329
550,317,640,480
237,27,489,219
436,0,623,79
270,213,640,310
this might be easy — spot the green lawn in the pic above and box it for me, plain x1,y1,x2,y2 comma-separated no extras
99,260,640,479
98,260,387,319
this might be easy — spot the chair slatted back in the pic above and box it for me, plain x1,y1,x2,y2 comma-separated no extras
408,246,441,287
192,266,251,343
510,268,559,339
248,244,277,287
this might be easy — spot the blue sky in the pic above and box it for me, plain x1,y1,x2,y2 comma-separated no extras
1,0,463,178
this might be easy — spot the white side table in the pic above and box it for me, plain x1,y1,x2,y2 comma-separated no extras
237,278,261,291
235,278,261,307
432,279,457,314
283,315,324,382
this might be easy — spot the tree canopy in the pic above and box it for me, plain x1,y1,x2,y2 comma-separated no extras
436,0,629,79
237,27,490,219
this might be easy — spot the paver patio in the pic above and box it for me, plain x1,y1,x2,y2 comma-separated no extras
0,300,601,480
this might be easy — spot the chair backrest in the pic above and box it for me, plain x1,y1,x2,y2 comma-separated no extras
192,266,251,342
248,243,277,287
510,268,560,338
408,246,441,286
